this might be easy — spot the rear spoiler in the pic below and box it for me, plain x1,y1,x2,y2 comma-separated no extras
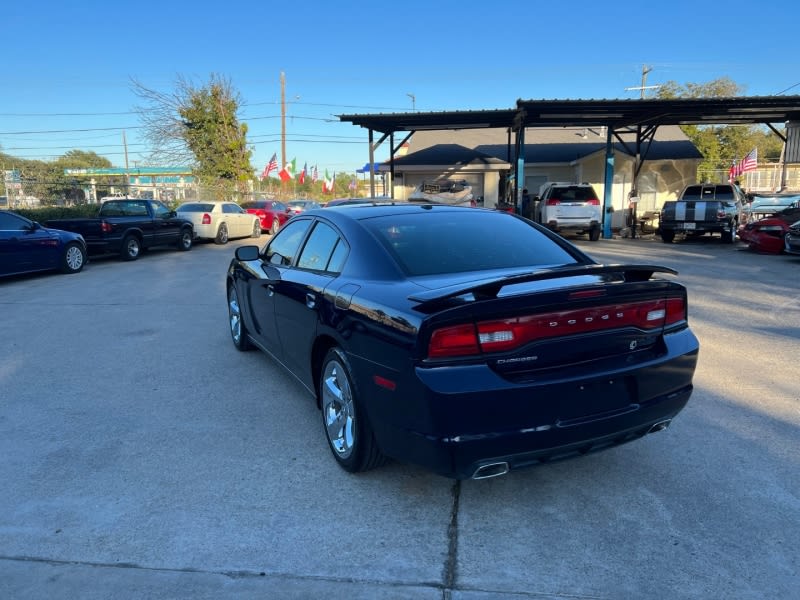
408,264,678,306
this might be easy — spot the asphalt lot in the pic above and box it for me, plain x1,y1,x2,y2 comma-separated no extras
1,233,798,599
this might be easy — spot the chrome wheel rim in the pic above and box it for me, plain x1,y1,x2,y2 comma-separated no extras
228,287,242,344
182,232,192,248
219,225,228,243
253,222,260,237
322,358,355,459
65,246,84,270
127,239,139,257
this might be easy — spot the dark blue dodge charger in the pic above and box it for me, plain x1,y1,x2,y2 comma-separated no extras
1,211,87,278
226,203,699,480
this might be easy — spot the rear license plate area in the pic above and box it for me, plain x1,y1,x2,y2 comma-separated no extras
556,376,633,421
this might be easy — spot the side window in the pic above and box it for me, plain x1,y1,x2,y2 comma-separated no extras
151,202,170,218
0,212,28,230
297,222,346,272
265,219,312,266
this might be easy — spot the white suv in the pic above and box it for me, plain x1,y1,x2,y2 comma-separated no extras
534,182,602,241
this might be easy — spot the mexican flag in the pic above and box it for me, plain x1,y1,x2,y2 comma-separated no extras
322,169,334,193
278,158,296,182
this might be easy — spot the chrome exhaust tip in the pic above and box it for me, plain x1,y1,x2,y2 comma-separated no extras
648,419,672,434
472,462,510,480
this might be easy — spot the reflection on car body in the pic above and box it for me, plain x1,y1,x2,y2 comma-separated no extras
226,204,699,480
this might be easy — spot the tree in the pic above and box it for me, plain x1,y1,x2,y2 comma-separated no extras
655,77,784,182
132,74,252,198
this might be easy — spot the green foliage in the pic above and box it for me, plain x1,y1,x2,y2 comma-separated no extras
1,150,114,202
655,77,784,181
133,74,252,200
12,204,101,222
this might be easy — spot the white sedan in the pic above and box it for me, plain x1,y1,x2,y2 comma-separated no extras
176,201,261,244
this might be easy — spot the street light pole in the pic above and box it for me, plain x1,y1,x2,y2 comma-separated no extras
407,93,416,111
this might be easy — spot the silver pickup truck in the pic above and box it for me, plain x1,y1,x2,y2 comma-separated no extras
659,183,745,244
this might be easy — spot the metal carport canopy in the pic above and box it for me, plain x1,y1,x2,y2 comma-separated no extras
339,95,800,232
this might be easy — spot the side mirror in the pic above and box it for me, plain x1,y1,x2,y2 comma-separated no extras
235,245,261,261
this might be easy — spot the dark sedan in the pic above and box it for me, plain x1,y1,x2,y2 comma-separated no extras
1,211,87,277
226,204,699,480
785,220,800,255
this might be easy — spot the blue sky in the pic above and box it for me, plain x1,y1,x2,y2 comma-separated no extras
3,0,799,177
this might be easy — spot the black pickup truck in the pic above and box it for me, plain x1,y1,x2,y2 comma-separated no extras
659,183,745,244
46,199,194,260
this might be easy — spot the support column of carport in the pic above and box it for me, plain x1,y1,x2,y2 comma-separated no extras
603,128,615,239
515,127,525,213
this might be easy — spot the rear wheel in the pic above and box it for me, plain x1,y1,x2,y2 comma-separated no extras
251,220,261,238
227,284,251,351
270,218,280,235
661,230,675,243
177,228,193,251
121,235,141,261
61,242,86,274
588,226,601,241
215,223,229,245
320,347,385,473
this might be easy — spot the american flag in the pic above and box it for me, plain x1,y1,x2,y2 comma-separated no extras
311,165,318,183
738,148,758,174
261,153,278,180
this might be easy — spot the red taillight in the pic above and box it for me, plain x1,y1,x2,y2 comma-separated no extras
546,198,561,206
427,298,686,359
202,213,211,225
100,222,113,233
586,198,601,205
428,324,480,358
717,209,727,219
665,297,687,326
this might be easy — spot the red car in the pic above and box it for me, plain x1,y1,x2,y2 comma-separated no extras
241,199,292,234
738,217,791,254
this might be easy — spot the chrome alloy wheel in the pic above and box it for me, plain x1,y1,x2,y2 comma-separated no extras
228,287,243,344
322,359,356,459
65,245,84,270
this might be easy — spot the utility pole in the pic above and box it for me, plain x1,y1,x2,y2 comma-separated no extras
280,72,286,172
640,64,653,99
122,130,130,197
407,93,416,111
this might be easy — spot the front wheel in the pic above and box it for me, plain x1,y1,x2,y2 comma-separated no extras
215,223,229,245
661,230,675,244
270,218,280,235
251,220,261,238
227,284,251,351
121,235,141,261
61,242,87,274
320,348,385,473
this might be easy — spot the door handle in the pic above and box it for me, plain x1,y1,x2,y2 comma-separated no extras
306,293,316,309
267,284,274,297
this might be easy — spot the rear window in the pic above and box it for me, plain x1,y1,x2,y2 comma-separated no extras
178,203,215,212
241,201,266,209
548,186,598,202
681,185,736,201
362,211,580,276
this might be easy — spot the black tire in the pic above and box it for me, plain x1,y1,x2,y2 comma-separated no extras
251,220,261,238
588,226,601,241
215,223,229,245
270,218,280,235
320,347,386,473
227,284,252,351
661,230,675,244
121,235,141,261
721,222,736,244
177,228,193,251
61,242,86,274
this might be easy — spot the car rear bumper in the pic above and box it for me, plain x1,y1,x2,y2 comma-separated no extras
358,328,699,479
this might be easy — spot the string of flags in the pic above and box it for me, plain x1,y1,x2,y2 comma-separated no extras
259,155,365,194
